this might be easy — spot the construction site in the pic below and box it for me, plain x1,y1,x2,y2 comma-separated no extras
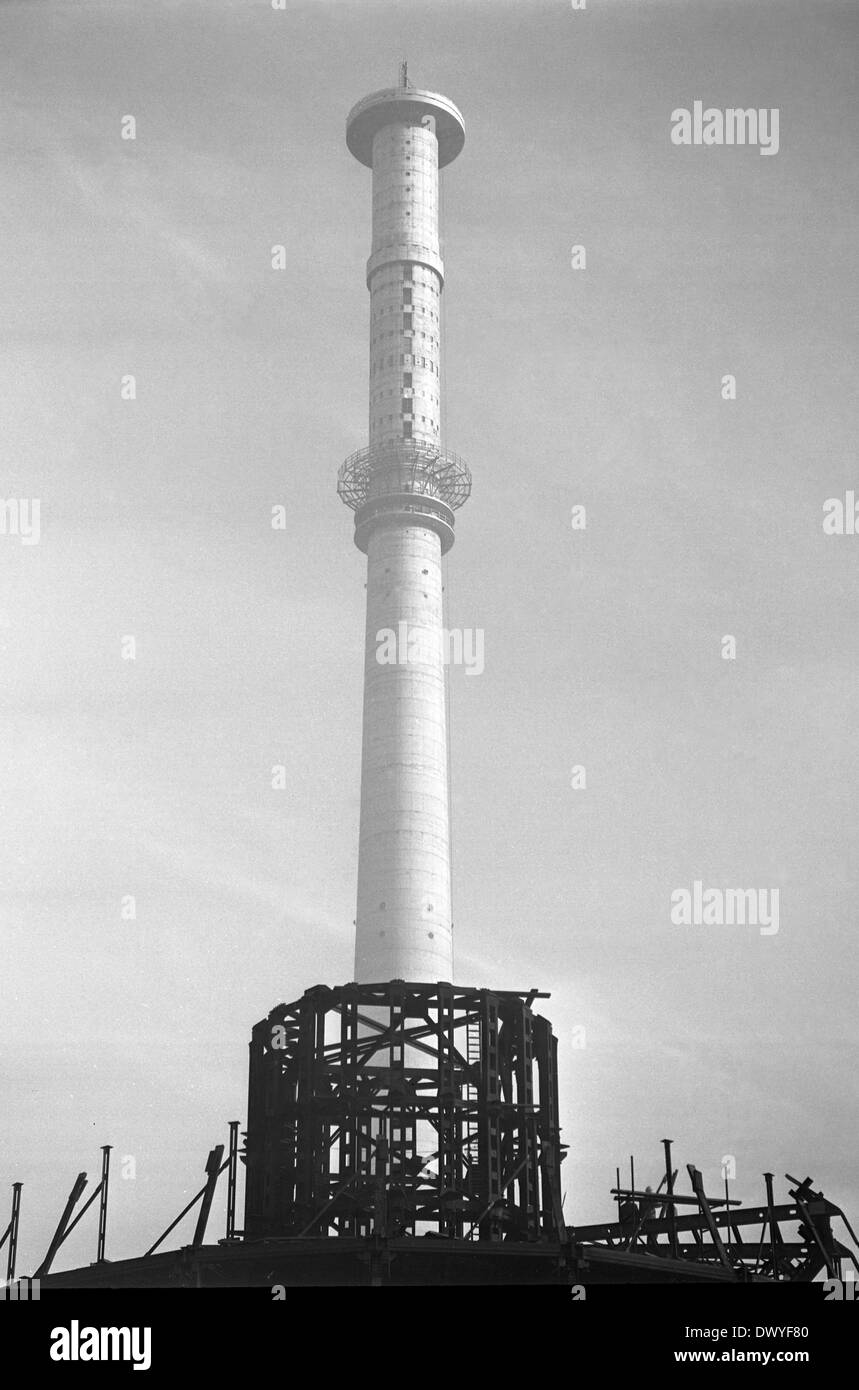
4,68,855,1294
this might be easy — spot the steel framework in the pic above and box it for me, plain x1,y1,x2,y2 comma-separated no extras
570,1159,859,1284
29,1123,859,1287
337,441,472,512
244,981,565,1244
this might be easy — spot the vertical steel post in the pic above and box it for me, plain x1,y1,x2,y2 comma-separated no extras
192,1146,225,1248
662,1138,679,1258
763,1171,780,1279
373,1136,389,1240
6,1184,22,1283
96,1146,111,1262
226,1121,239,1239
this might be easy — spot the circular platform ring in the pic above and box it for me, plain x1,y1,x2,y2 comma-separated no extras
346,88,466,168
353,493,457,555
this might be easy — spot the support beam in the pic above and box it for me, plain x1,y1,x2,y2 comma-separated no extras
193,1146,225,1248
687,1164,733,1271
225,1122,239,1240
662,1139,679,1258
35,1172,87,1278
1,1184,23,1283
97,1146,111,1263
146,1147,229,1257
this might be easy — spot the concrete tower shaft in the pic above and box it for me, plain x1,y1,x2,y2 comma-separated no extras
368,120,441,449
339,80,469,984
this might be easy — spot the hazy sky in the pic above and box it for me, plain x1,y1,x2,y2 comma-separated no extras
2,0,857,1272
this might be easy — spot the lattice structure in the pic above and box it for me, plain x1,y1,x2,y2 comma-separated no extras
569,1160,859,1283
337,441,472,512
244,981,565,1244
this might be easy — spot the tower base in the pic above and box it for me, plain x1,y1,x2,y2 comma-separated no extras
244,981,566,1246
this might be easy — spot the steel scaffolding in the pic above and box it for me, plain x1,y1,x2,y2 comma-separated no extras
243,981,565,1244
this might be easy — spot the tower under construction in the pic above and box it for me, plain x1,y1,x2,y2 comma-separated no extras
18,70,856,1293
242,69,568,1260
337,68,471,984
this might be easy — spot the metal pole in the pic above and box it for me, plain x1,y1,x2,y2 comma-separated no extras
763,1172,779,1279
97,1146,111,1262
146,1184,209,1257
145,1151,230,1257
5,1184,22,1283
226,1122,239,1239
192,1146,225,1248
35,1172,88,1278
687,1164,732,1271
628,1155,636,1246
373,1136,389,1240
662,1139,679,1258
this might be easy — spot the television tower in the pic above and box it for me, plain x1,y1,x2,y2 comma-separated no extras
338,68,471,984
29,70,847,1295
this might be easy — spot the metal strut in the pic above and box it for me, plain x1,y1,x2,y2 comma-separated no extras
145,1145,228,1257
34,1145,114,1277
0,1184,23,1283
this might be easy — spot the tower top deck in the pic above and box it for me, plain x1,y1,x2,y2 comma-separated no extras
346,87,466,168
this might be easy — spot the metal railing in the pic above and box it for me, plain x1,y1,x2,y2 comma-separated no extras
337,440,472,512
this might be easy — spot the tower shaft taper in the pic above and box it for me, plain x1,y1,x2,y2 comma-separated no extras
339,79,469,983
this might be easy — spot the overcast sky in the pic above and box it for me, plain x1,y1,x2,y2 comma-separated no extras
1,0,857,1272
